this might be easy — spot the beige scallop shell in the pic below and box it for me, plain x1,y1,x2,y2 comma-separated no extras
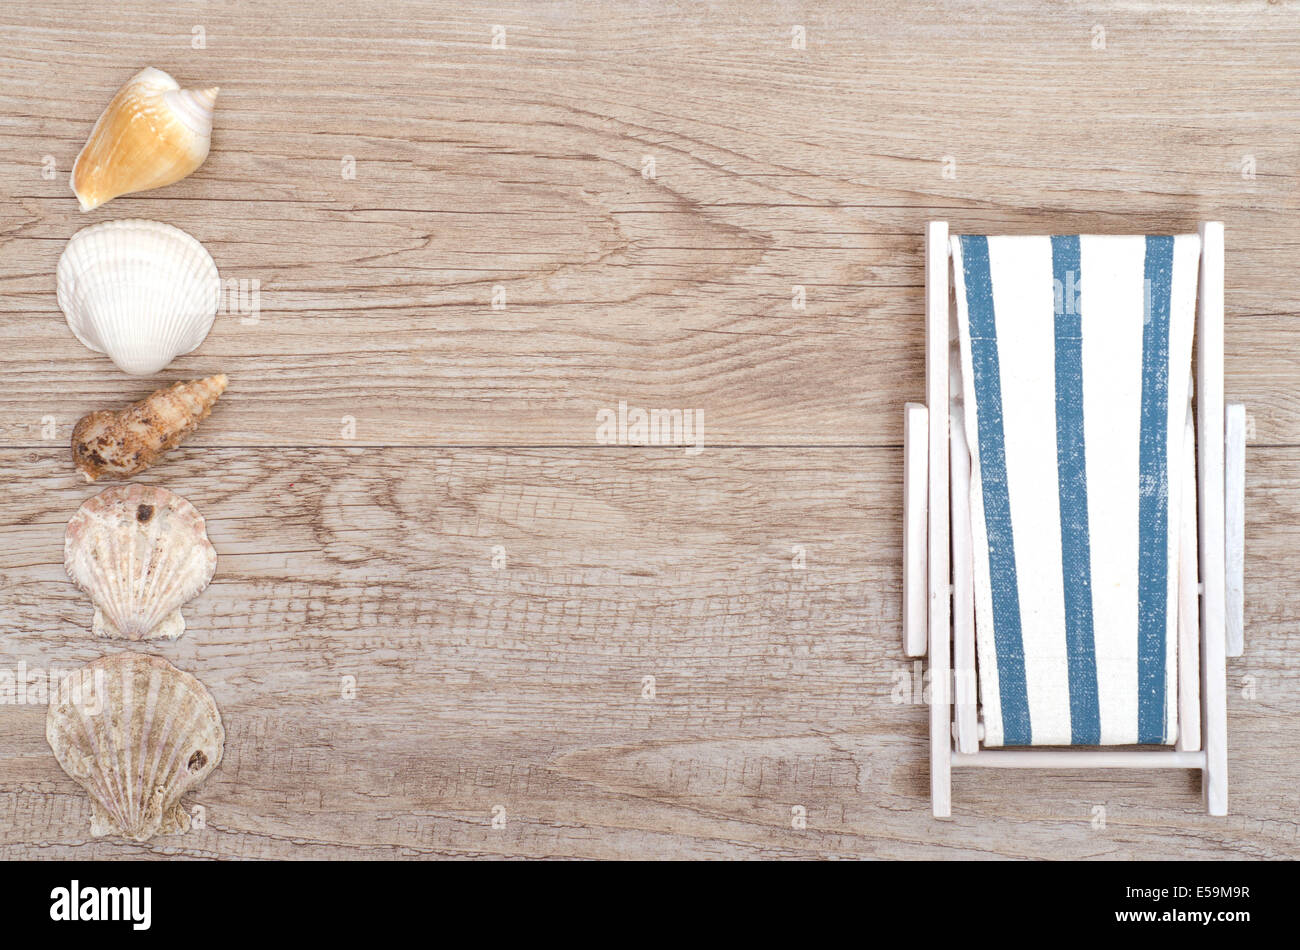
64,484,217,641
71,67,218,211
47,652,224,841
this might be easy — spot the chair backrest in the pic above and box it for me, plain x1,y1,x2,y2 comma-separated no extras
950,234,1201,746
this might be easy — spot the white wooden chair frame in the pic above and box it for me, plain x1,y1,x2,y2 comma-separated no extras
903,221,1245,817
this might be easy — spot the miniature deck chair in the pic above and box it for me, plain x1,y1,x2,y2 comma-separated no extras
903,222,1246,816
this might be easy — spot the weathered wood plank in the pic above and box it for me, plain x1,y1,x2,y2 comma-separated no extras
0,447,1295,858
0,1,1295,446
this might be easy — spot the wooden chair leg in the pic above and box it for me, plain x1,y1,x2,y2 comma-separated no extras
1198,221,1228,816
926,221,952,818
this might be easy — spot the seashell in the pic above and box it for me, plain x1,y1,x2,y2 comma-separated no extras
57,219,220,376
65,484,217,641
47,652,224,841
71,67,218,211
73,374,228,482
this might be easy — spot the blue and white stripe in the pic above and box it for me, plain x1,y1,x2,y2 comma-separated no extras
1051,235,1100,745
951,233,1200,746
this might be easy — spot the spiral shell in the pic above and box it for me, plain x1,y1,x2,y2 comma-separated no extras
71,67,218,211
47,652,224,841
64,484,217,641
72,374,228,482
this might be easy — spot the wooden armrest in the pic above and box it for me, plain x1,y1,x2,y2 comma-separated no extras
903,402,928,656
1225,403,1246,657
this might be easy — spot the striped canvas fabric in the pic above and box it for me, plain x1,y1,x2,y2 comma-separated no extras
951,234,1201,746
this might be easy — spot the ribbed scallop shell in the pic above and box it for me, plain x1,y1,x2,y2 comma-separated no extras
47,652,224,841
57,219,220,376
65,484,217,641
71,66,218,211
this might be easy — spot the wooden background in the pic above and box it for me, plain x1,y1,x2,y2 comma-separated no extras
0,1,1297,859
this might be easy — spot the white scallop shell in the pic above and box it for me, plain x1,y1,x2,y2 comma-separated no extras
65,484,217,641
47,652,224,841
57,219,220,376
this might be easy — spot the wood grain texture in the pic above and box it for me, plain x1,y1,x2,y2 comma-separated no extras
0,447,1297,859
0,0,1297,859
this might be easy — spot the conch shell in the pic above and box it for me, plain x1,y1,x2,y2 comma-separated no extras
71,67,218,211
47,652,224,841
73,374,228,482
65,484,217,641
